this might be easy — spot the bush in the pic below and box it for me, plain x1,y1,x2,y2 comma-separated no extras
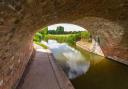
33,32,43,42
66,35,76,45
81,31,92,42
45,34,76,45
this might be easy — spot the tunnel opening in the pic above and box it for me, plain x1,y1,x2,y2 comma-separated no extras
32,23,105,80
33,23,104,56
32,23,128,89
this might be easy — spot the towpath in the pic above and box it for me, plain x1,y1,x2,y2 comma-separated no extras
16,44,74,89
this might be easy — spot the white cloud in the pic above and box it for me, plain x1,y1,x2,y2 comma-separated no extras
48,23,87,32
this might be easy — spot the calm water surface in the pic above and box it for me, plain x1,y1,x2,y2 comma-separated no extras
46,40,128,89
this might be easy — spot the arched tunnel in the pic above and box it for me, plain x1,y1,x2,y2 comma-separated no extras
0,0,128,89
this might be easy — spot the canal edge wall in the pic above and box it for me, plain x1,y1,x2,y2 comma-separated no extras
48,52,75,89
76,42,104,56
76,42,128,65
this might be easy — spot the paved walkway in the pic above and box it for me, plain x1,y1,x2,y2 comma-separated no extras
17,44,74,89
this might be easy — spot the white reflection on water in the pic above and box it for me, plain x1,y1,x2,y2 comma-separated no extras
47,40,90,79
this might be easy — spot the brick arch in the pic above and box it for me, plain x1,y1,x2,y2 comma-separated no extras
0,0,128,89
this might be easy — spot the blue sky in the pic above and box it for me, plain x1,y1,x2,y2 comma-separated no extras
48,23,87,32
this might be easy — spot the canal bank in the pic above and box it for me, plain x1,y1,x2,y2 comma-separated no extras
76,40,104,56
76,41,128,65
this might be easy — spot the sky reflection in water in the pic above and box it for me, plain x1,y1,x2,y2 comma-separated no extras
46,40,90,79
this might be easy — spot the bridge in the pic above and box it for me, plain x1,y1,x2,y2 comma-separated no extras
0,0,128,89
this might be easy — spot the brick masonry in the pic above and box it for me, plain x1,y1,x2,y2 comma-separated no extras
0,0,128,89
0,29,34,89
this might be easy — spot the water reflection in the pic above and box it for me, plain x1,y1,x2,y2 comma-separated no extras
43,40,128,89
46,40,90,79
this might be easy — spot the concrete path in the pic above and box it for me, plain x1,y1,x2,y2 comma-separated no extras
17,44,74,89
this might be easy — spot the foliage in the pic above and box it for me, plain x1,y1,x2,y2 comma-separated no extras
33,26,92,47
33,27,48,42
48,26,83,34
39,27,48,34
48,30,56,34
39,27,48,39
33,27,48,49
56,26,64,34
66,35,76,45
45,34,68,42
45,34,79,45
48,26,64,34
33,32,42,42
80,31,92,42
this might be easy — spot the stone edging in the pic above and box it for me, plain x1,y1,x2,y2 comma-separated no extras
108,56,128,66
77,42,128,66
48,53,75,89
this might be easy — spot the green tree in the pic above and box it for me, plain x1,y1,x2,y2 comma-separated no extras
56,26,64,34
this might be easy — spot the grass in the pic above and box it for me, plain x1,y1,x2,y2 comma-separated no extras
33,29,92,47
44,34,81,46
49,34,75,36
34,41,48,49
47,34,76,37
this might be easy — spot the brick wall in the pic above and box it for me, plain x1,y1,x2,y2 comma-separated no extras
0,29,34,89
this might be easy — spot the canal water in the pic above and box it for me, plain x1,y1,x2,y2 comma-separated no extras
46,40,128,89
